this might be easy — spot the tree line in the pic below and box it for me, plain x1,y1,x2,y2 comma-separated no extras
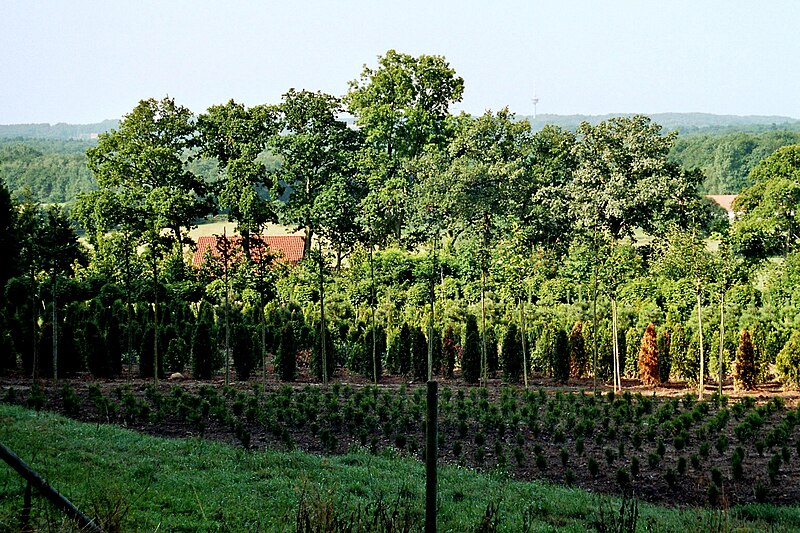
1,49,799,393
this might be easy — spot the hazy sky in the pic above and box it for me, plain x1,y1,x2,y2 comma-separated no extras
2,0,799,124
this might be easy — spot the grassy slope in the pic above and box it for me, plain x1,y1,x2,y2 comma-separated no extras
1,405,798,532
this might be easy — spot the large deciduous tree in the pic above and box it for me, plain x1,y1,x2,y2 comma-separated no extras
731,144,800,259
347,50,464,244
270,89,363,260
196,99,278,259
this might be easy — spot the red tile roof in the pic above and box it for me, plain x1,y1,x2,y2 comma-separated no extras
706,194,738,214
192,235,306,267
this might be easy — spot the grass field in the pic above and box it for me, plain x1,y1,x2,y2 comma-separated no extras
1,404,799,531
188,218,303,241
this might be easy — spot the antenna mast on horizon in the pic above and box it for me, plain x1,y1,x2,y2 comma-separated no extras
532,84,540,120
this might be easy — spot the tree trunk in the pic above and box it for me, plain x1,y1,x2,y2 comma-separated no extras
697,288,704,400
719,293,724,396
319,241,327,385
370,242,377,385
612,295,621,391
153,252,159,387
520,299,528,390
51,266,57,382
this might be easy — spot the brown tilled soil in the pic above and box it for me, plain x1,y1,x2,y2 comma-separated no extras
3,368,800,509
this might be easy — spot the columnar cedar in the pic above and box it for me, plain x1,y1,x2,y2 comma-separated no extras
638,323,660,386
139,323,164,379
658,327,672,383
485,327,499,378
568,321,587,378
411,326,428,381
442,325,458,378
462,315,481,384
776,330,800,389
502,323,523,383
276,324,297,382
396,323,412,376
361,326,384,381
165,337,188,374
312,325,336,381
430,326,443,376
192,320,214,380
624,327,639,378
232,322,256,381
734,329,756,391
553,328,569,383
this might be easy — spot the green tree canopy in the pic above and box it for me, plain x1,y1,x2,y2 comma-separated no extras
731,144,800,259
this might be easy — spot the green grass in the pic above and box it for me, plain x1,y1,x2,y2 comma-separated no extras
1,404,799,532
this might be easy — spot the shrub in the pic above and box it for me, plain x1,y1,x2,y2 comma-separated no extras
588,457,600,477
734,329,757,391
568,321,587,378
657,326,671,383
732,447,744,480
638,323,659,386
776,331,800,389
276,324,297,382
484,327,499,378
311,325,336,382
192,319,217,380
461,315,481,384
553,328,569,383
165,336,189,374
502,323,523,383
411,326,428,381
624,327,639,378
442,326,458,378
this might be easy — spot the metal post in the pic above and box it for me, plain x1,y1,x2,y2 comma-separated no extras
425,380,438,533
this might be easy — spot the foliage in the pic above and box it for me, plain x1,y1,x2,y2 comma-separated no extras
730,144,800,259
461,315,481,384
502,323,522,383
276,324,297,382
568,321,587,378
638,323,660,386
776,330,800,389
733,329,756,391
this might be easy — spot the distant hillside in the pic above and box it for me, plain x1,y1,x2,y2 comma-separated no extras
526,113,800,135
2,113,799,202
0,119,119,140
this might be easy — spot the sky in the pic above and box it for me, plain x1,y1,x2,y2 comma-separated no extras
1,0,799,124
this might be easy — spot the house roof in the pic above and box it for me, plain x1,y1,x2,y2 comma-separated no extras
706,194,738,214
192,235,306,267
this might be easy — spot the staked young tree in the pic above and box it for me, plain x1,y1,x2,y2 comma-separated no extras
655,226,716,397
82,97,214,384
445,109,533,385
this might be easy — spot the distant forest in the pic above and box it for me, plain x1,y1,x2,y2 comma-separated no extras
1,114,799,204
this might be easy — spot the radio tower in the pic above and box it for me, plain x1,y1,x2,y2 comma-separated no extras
532,85,540,120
